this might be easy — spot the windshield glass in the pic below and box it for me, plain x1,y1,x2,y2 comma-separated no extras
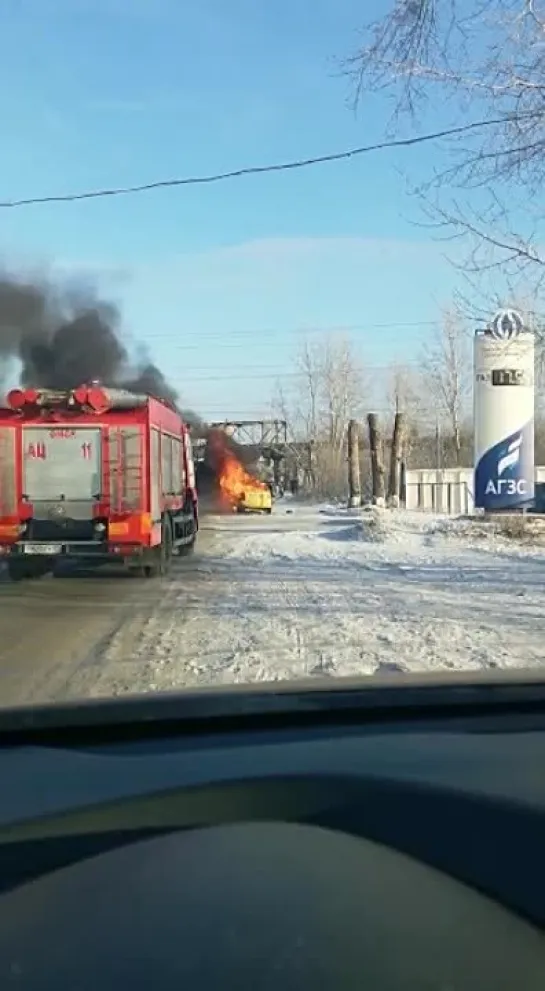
0,0,543,711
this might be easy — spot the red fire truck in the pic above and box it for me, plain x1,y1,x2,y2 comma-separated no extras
0,383,198,581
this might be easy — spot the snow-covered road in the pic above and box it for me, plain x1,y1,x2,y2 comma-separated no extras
82,502,545,697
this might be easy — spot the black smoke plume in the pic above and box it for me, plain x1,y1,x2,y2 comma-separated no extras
0,270,199,419
0,269,263,506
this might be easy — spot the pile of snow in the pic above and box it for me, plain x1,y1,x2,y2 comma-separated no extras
91,504,545,698
425,513,545,560
358,506,390,543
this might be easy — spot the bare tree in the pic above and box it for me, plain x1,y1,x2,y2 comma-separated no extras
318,336,366,449
280,335,366,444
386,362,426,466
388,361,430,420
272,335,367,497
298,340,320,441
346,0,545,279
421,308,471,464
271,347,317,444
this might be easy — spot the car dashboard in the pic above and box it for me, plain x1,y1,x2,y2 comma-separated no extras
0,671,544,989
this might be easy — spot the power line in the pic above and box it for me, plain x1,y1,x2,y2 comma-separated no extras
132,320,439,346
176,360,421,375
173,356,425,382
163,360,423,383
0,116,511,209
182,372,304,382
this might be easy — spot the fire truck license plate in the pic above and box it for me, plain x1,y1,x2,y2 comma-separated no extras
23,544,62,555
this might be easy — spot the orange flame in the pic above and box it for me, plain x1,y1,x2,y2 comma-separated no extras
219,449,269,507
206,428,268,509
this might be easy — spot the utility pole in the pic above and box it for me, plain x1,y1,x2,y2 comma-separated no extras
347,419,361,507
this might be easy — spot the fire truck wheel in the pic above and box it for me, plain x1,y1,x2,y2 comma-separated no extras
143,516,173,578
178,524,197,557
160,516,174,575
179,539,195,557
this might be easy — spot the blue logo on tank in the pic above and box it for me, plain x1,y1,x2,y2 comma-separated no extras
474,421,534,509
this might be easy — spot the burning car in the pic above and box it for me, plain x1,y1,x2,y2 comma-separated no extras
234,485,272,515
205,429,273,515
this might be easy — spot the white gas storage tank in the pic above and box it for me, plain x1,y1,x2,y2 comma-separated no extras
474,309,535,511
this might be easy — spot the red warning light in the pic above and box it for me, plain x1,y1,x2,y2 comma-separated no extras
7,388,39,409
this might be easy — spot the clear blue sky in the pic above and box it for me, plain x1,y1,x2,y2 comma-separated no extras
0,0,476,419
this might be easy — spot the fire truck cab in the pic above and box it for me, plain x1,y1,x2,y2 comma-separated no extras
0,384,198,580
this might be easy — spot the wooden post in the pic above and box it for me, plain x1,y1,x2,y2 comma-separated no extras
367,413,385,506
388,412,405,507
347,419,361,507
